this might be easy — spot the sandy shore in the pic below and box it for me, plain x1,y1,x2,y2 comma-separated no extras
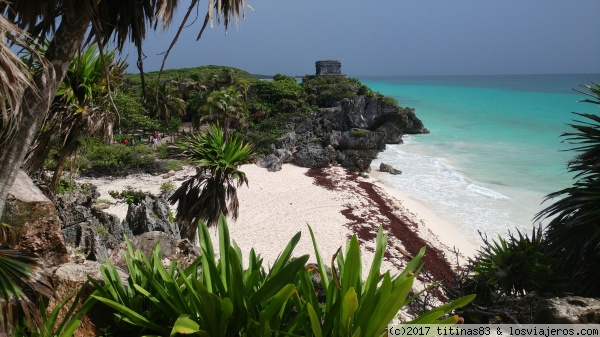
78,163,478,281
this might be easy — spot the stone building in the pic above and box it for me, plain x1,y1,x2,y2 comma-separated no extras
315,60,346,77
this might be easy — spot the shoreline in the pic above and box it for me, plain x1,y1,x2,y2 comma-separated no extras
77,163,478,281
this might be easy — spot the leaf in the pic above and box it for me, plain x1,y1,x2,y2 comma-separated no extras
170,315,201,336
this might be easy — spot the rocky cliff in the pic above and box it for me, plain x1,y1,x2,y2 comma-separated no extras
259,93,428,172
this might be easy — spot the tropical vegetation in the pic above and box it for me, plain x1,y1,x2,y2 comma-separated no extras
168,124,253,239
87,216,474,336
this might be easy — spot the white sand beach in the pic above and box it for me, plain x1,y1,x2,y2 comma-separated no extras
78,163,478,278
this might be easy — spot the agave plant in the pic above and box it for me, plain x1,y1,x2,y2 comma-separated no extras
168,124,253,239
535,82,600,296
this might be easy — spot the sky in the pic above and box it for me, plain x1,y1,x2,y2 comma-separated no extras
123,0,600,77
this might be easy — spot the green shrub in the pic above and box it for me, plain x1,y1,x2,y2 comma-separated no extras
109,189,148,204
88,215,474,336
463,225,554,303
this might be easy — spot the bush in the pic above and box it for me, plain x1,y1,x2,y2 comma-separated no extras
461,225,554,304
77,141,160,176
88,215,475,336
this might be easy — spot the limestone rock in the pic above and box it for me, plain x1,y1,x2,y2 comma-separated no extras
124,195,180,238
256,154,283,172
108,231,200,270
293,144,334,168
534,296,600,323
1,170,68,267
380,162,402,175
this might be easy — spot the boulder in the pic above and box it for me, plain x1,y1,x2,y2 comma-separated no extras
256,154,283,172
340,150,376,172
274,132,297,152
534,296,600,323
108,231,200,270
1,170,68,267
124,195,180,238
293,144,334,168
380,162,402,175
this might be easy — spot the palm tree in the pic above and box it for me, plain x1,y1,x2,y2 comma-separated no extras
168,124,252,240
149,81,187,125
200,87,248,140
0,0,252,217
535,82,600,296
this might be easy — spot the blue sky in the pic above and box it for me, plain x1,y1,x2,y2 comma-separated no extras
124,0,600,77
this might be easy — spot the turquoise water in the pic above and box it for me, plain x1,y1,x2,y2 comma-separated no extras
360,74,600,243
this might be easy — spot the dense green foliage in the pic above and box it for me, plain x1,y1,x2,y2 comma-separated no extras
535,82,600,296
88,216,474,336
461,226,554,305
112,92,162,131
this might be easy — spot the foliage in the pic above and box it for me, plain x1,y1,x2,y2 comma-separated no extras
160,182,176,195
461,226,554,304
300,225,475,336
248,74,306,114
168,124,253,238
147,81,186,126
108,189,148,205
14,283,95,337
112,92,161,131
88,216,310,336
301,76,373,107
200,87,248,140
88,216,474,336
77,141,158,176
535,82,600,296
55,179,75,195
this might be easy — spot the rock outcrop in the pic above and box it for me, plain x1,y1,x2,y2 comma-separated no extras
1,170,68,267
534,296,600,323
124,194,180,238
380,162,402,175
265,92,428,173
58,184,132,262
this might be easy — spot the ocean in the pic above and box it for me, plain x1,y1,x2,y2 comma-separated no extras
359,74,600,244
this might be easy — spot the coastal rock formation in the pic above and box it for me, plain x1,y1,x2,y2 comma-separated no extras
270,91,428,172
534,296,600,323
1,170,68,267
380,162,402,175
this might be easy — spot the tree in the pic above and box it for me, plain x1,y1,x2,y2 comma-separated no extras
200,87,248,140
24,46,127,192
535,82,600,296
0,0,251,217
149,81,186,125
169,124,252,240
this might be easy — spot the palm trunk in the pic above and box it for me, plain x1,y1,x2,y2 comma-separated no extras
0,11,89,216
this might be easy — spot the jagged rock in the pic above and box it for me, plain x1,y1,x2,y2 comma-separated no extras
1,170,68,267
58,185,132,262
380,162,402,175
338,129,386,151
124,195,180,238
48,262,128,337
340,150,377,172
274,132,297,152
403,108,429,134
256,154,283,172
293,144,334,168
108,231,200,270
534,296,600,323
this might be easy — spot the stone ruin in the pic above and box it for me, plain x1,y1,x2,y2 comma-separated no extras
315,60,346,77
